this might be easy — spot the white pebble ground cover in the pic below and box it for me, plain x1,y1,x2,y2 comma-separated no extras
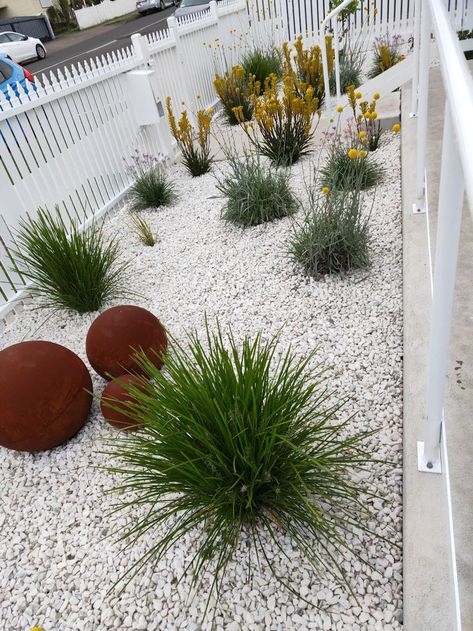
0,133,402,631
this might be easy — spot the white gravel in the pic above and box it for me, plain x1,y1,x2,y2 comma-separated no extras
0,131,403,631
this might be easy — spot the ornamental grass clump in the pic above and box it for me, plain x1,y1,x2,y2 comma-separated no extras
241,47,281,85
129,212,156,247
321,145,383,190
289,186,371,277
13,206,130,313
278,35,334,106
368,33,405,78
216,152,298,226
236,74,320,166
213,66,260,125
129,164,176,211
166,97,213,176
102,323,383,615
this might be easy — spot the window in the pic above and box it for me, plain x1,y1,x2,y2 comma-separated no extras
0,34,10,44
6,33,26,42
0,61,13,83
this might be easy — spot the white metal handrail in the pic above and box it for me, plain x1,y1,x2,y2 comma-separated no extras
412,0,473,479
320,0,358,116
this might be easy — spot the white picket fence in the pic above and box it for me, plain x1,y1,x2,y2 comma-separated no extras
75,0,138,30
1,0,472,320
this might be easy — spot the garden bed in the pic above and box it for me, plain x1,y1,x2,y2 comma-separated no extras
0,133,403,631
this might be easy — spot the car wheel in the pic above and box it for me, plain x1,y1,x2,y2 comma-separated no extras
36,45,46,60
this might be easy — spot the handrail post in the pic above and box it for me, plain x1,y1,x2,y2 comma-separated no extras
334,20,341,103
414,0,431,212
418,104,464,472
321,29,332,117
410,0,422,116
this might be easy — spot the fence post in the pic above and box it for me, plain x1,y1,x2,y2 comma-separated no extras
131,32,150,63
414,0,431,212
167,15,197,115
419,103,464,472
410,0,422,115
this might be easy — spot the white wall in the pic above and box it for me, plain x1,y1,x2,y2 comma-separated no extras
75,0,137,30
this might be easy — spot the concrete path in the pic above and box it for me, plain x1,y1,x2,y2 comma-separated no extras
402,64,473,631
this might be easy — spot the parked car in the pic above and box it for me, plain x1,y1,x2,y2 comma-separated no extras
0,31,46,63
174,0,219,17
136,0,177,16
0,54,35,99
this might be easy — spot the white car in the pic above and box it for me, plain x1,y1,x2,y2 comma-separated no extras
136,0,177,16
0,31,46,63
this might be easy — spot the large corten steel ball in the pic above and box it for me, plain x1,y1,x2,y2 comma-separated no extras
86,305,167,380
0,341,93,452
100,374,144,431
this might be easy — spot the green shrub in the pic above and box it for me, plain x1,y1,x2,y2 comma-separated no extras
320,144,383,191
216,153,298,226
102,323,382,616
289,188,370,276
129,165,176,211
129,212,156,246
13,206,130,313
241,47,281,85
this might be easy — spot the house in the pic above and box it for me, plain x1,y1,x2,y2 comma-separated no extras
0,0,54,19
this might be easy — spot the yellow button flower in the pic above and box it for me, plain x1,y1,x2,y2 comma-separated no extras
392,123,401,132
322,186,330,195
373,92,380,100
31,628,44,631
371,112,378,119
336,105,344,113
355,91,362,99
348,148,359,159
359,130,366,139
358,150,367,158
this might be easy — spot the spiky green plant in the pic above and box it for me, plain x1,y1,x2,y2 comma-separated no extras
12,206,130,313
102,323,386,619
241,47,281,85
129,165,176,211
129,212,156,247
289,188,371,277
320,144,384,191
216,152,298,226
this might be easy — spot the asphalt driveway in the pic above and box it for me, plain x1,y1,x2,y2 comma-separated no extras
24,8,175,76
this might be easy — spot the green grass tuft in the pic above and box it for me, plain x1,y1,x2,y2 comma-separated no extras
320,148,384,191
101,322,388,618
129,165,176,211
216,153,298,226
12,206,130,313
129,212,156,247
289,188,371,277
241,47,281,85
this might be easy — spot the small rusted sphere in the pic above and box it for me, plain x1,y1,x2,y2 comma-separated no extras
86,305,167,380
0,341,93,452
100,374,145,431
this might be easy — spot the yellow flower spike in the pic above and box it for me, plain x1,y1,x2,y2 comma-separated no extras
336,105,344,113
373,92,380,100
348,148,359,159
392,123,401,132
358,150,367,158
355,91,362,99
322,186,330,195
30,628,44,631
359,131,366,139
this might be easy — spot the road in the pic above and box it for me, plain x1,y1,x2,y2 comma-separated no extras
24,7,175,77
